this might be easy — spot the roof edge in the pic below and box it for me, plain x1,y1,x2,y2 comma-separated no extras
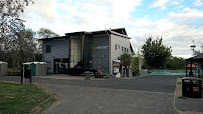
38,36,66,40
110,30,131,39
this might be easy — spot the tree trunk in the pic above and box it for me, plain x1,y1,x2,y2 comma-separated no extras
124,67,126,77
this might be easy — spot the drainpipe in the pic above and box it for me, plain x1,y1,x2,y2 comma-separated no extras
106,30,111,75
82,34,85,71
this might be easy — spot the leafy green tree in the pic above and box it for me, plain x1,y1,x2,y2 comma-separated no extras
132,56,139,70
132,49,143,76
118,53,132,77
37,28,59,38
166,57,185,70
141,37,172,69
2,29,37,68
16,29,37,62
132,56,140,76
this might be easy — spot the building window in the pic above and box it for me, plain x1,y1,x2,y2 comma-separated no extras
115,44,117,50
119,45,120,49
122,47,123,52
125,48,126,52
127,49,128,53
46,45,51,53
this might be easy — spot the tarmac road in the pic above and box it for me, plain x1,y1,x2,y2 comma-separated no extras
0,75,178,114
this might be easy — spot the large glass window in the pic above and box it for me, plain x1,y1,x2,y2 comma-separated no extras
70,36,82,68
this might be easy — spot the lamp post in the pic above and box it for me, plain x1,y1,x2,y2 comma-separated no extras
189,40,196,77
190,40,196,51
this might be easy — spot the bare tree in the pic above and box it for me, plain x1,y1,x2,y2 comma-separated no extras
0,0,33,68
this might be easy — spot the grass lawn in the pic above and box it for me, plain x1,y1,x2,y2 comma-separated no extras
0,82,56,114
177,82,182,85
178,76,185,78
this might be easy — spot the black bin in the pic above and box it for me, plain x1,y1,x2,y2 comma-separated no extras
182,77,202,98
21,65,32,78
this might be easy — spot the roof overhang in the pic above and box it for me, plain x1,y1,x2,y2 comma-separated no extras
39,28,131,40
186,53,203,62
39,36,66,41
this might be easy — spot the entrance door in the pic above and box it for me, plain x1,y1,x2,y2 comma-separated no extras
54,58,69,74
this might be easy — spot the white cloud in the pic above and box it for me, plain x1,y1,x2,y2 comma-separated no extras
151,0,169,8
193,0,203,6
23,0,58,19
21,0,142,35
58,0,142,24
170,0,184,5
127,8,203,58
150,0,184,8
20,0,203,58
169,7,203,20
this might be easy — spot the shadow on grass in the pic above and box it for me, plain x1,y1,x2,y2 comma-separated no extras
0,82,57,114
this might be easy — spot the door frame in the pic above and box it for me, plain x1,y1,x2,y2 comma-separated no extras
54,58,69,74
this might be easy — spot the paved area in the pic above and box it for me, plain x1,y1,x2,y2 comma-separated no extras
0,75,178,114
176,98,203,112
35,75,85,80
175,77,203,113
42,84,176,114
0,75,176,93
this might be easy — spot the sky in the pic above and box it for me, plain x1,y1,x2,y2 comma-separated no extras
20,0,203,58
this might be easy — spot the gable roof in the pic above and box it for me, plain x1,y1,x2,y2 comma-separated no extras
89,28,127,35
40,28,130,40
110,28,127,35
64,28,130,39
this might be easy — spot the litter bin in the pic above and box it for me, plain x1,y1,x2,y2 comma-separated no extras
24,68,32,78
182,77,202,98
21,65,32,78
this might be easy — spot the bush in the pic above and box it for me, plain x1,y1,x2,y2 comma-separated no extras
7,68,21,76
104,74,112,78
133,68,140,76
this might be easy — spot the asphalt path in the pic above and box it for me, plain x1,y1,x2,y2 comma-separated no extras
0,75,178,114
